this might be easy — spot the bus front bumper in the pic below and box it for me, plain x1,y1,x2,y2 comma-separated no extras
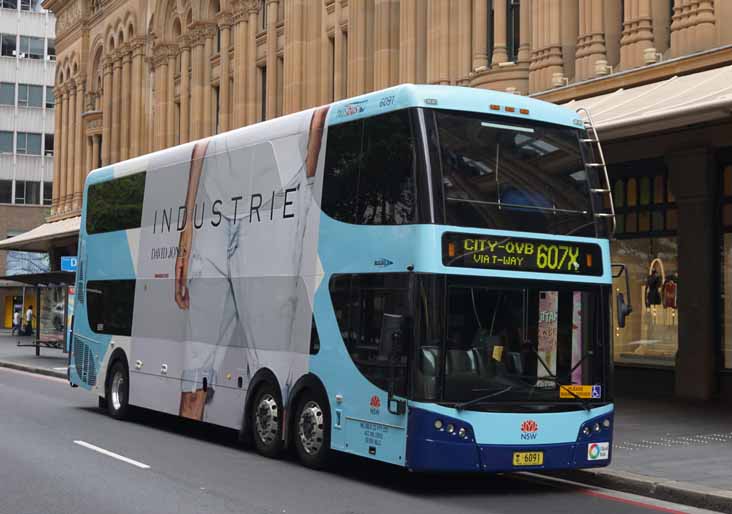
406,407,613,473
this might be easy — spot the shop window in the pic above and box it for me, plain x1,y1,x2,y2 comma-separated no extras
0,82,14,105
720,165,732,369
611,161,678,367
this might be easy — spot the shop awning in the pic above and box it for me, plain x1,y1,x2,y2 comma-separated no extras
0,272,75,286
563,64,732,140
0,216,80,252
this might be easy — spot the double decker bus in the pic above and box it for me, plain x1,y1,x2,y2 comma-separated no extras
71,84,625,472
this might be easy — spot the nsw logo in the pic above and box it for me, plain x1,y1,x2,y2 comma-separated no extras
587,442,610,461
520,420,539,440
369,395,381,415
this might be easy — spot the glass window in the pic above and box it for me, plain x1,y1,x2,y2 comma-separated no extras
19,0,29,10
0,82,13,105
1,0,18,9
42,181,51,205
329,273,410,395
19,36,44,59
434,109,596,236
14,180,24,203
44,133,53,155
86,280,136,336
0,131,12,153
15,180,39,204
45,86,54,107
47,38,55,59
322,110,417,225
507,0,520,62
16,132,41,154
0,180,11,203
18,83,43,107
86,173,146,234
721,165,732,369
1,34,16,57
611,237,678,366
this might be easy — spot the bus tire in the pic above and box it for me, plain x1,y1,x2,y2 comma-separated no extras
106,360,130,420
293,389,331,469
251,382,284,458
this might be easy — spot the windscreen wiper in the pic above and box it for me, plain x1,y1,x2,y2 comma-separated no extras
455,386,513,411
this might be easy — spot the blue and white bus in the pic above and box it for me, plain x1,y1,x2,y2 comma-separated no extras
71,84,624,472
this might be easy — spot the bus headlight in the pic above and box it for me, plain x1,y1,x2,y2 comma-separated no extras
446,423,455,434
582,426,591,436
434,419,444,430
458,427,467,439
602,419,611,429
593,422,601,432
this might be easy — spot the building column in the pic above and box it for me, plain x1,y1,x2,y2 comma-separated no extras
472,0,489,71
155,52,169,150
92,135,100,169
101,62,112,165
399,0,416,83
120,48,132,161
58,87,68,211
65,82,75,211
84,136,93,190
190,31,205,140
518,0,532,64
73,76,84,210
166,49,176,147
246,6,258,123
264,1,277,119
130,40,144,158
51,85,62,213
220,15,233,129
666,148,717,400
180,37,191,143
492,0,509,65
203,29,213,135
111,54,121,163
234,10,248,126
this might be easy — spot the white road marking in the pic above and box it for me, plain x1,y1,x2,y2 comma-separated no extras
73,440,151,469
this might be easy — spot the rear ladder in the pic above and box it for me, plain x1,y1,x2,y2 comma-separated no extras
576,107,616,237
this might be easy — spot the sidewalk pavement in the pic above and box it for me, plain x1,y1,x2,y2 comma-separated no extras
559,395,732,512
0,332,730,511
0,332,67,379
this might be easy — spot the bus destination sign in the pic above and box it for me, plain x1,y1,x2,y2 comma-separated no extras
442,232,603,276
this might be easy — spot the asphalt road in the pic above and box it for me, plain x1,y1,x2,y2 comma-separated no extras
0,367,718,514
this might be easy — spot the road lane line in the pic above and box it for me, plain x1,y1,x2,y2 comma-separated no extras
73,440,151,469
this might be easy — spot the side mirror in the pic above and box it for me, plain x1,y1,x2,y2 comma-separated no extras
612,264,633,328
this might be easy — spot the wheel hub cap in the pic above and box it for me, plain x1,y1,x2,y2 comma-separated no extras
298,401,324,455
255,394,279,445
111,371,124,411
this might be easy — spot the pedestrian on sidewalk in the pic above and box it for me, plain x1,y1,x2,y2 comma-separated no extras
24,305,33,336
11,309,21,336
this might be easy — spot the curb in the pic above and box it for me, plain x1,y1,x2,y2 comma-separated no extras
554,468,732,513
0,360,66,380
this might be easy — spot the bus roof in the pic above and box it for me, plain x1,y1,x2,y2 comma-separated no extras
86,84,582,187
326,84,584,129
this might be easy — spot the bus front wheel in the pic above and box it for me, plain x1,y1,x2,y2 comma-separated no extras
293,390,331,469
106,360,130,420
251,383,284,458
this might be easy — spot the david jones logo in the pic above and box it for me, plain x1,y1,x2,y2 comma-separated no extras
520,420,539,440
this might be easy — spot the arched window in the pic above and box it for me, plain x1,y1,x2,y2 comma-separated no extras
507,0,520,62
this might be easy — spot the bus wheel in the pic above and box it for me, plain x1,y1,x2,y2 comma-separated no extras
251,383,284,458
294,390,331,469
106,360,130,420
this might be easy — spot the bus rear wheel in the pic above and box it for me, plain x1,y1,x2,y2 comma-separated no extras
106,360,130,420
294,390,331,469
251,383,284,458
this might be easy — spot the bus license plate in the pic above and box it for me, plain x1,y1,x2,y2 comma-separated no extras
512,451,544,466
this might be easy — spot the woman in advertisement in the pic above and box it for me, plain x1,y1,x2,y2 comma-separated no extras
173,106,330,420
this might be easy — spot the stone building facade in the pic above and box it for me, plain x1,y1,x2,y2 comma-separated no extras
42,0,732,220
